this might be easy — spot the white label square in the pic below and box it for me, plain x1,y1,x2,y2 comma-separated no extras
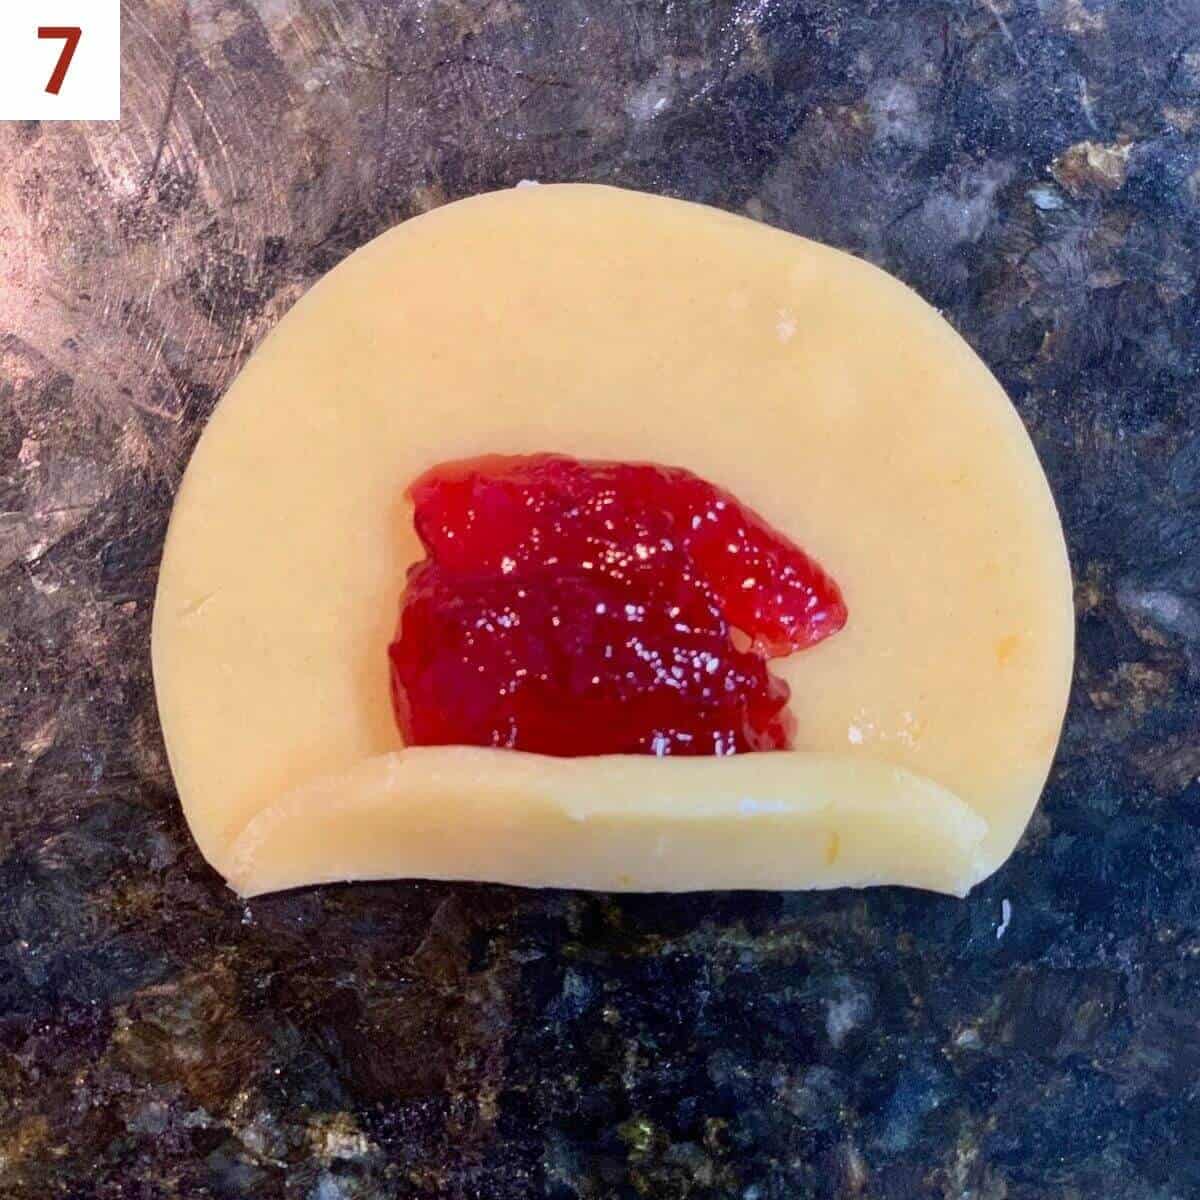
0,0,120,121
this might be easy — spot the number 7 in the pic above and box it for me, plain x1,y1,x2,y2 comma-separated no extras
38,26,82,96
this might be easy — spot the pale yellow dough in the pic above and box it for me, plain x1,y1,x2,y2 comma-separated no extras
152,183,1073,898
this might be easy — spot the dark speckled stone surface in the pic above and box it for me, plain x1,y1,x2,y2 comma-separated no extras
2,1,1199,1196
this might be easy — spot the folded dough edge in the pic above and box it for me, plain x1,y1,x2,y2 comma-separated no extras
221,747,991,899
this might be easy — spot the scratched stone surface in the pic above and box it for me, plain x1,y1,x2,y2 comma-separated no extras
2,0,1199,1196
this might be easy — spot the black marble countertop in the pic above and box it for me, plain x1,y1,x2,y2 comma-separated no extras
3,1,1199,1196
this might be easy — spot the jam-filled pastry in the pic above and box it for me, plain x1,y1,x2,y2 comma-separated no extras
152,184,1073,898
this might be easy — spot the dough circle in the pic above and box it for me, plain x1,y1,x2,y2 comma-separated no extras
152,184,1073,896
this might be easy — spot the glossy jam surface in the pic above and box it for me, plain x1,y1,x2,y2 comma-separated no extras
389,455,847,756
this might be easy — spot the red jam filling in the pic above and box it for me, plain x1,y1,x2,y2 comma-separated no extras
389,454,847,757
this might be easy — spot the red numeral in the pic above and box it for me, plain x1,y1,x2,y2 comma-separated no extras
38,26,82,95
